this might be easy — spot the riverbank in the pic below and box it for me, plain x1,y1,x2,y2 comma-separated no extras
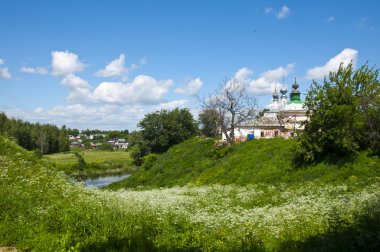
44,150,137,177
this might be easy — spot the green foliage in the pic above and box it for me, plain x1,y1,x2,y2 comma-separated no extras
45,150,134,176
97,142,114,151
296,62,380,163
130,108,198,164
73,150,86,171
110,137,380,190
198,108,220,137
130,144,151,166
0,112,70,154
139,108,199,153
142,153,159,170
1,136,380,251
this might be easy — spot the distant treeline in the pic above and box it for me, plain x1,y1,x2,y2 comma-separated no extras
0,112,70,155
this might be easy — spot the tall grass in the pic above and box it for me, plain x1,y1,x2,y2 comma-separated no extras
1,136,379,251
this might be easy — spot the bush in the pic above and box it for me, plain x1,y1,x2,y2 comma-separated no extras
142,153,159,170
97,142,114,151
296,63,380,163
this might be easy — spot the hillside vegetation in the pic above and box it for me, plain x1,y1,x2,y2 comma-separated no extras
1,136,380,251
108,137,379,190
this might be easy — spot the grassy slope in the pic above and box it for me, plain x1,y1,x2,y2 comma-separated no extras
1,136,380,251
109,137,380,190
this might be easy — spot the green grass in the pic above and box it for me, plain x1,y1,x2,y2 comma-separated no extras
109,137,380,190
44,150,135,176
46,150,132,164
1,136,380,251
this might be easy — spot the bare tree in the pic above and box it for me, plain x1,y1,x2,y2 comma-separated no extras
202,77,257,144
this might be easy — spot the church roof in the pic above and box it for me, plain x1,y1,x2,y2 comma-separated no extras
241,112,282,127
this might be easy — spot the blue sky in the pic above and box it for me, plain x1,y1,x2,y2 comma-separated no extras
1,0,379,130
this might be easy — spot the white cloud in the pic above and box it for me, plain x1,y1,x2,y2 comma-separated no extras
233,64,294,95
235,67,253,81
326,16,335,23
0,67,11,79
0,59,4,65
21,66,48,74
93,75,172,105
306,48,358,79
51,50,85,76
96,54,128,77
157,99,189,110
61,74,89,88
60,74,92,103
265,6,291,20
175,78,203,96
1,101,192,130
276,6,290,19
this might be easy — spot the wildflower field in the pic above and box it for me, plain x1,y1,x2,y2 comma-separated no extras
1,136,379,251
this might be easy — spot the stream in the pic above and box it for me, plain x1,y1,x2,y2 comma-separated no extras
81,173,131,188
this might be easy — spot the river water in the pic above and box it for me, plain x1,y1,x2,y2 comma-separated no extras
83,173,131,188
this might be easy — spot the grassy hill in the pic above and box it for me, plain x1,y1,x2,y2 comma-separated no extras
108,137,379,190
1,135,380,251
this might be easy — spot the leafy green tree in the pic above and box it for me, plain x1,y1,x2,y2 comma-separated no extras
59,125,70,152
295,62,380,163
131,108,198,165
69,128,80,137
198,108,220,137
138,108,198,154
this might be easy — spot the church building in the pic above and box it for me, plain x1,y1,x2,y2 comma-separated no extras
222,78,308,141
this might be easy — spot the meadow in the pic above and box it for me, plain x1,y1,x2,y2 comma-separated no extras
1,136,379,251
44,149,135,176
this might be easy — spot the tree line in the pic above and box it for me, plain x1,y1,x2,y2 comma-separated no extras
0,112,70,155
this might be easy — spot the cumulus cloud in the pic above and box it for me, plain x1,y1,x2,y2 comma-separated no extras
175,78,203,96
0,58,4,65
60,74,92,103
277,6,290,19
2,100,195,130
235,67,253,81
306,48,358,79
93,75,172,105
234,64,294,95
51,50,85,76
21,66,48,74
96,54,128,77
61,74,89,88
0,67,11,80
157,99,188,110
16,104,141,129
